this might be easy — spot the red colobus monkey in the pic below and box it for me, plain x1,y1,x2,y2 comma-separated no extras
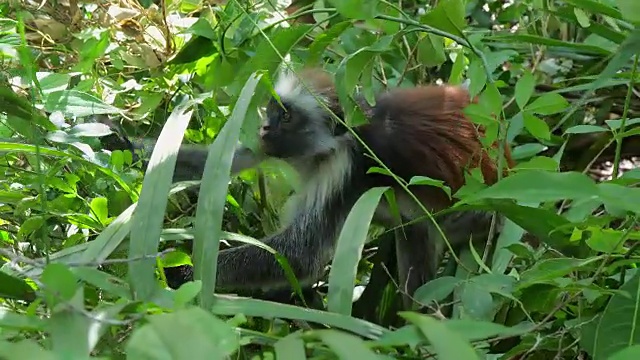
130,68,514,309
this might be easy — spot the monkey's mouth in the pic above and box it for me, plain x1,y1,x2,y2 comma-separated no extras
259,138,277,156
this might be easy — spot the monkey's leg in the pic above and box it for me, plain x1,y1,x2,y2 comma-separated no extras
394,223,439,311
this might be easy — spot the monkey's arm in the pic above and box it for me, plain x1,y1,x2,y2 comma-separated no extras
122,139,264,182
171,143,264,182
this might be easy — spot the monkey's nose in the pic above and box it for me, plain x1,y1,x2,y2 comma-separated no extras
259,125,270,138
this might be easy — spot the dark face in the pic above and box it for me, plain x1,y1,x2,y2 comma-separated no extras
260,97,327,159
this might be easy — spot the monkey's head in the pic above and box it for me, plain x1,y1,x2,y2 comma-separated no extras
259,69,345,160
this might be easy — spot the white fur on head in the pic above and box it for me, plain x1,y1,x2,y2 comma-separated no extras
274,71,327,121
272,70,343,158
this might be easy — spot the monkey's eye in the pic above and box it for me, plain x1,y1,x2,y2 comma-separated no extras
281,110,292,123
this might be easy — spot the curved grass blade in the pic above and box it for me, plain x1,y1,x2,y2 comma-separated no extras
327,187,388,316
128,98,195,301
210,294,388,340
192,72,263,309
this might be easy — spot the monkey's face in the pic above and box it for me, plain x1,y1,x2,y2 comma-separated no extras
261,97,336,159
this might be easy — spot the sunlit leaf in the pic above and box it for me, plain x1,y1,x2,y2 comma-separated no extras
44,90,122,117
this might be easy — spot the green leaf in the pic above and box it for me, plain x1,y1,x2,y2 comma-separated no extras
608,345,640,360
174,281,202,308
606,118,640,130
616,0,640,23
448,50,467,85
0,270,36,301
420,0,466,38
328,0,379,20
413,276,461,307
328,187,388,315
513,156,559,172
72,267,131,300
41,263,79,307
335,35,393,126
585,227,626,253
515,71,535,109
193,73,263,309
459,282,494,320
169,36,217,65
491,216,528,274
401,313,480,360
573,8,591,27
523,112,551,140
233,25,312,93
583,271,640,358
48,288,90,359
409,176,451,198
525,93,569,115
416,34,446,67
89,197,109,225
126,307,240,359
128,98,195,301
462,170,598,204
38,72,71,94
44,90,122,117
0,308,44,331
0,340,57,360
511,143,547,160
519,257,600,289
480,82,503,116
565,125,609,134
162,250,193,267
467,58,487,98
274,334,306,360
470,273,517,299
307,21,352,65
599,183,640,215
486,34,611,55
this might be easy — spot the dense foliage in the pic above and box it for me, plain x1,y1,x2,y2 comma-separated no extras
1,0,640,359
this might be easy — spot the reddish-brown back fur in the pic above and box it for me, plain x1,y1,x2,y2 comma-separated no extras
357,85,514,210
